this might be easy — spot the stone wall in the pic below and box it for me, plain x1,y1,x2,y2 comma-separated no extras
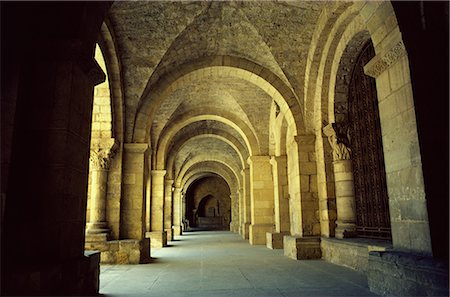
321,237,391,273
368,251,449,296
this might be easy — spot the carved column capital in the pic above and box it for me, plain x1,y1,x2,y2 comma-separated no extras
90,138,118,170
323,123,351,161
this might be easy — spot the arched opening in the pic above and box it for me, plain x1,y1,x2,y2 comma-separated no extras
347,41,391,239
184,176,231,231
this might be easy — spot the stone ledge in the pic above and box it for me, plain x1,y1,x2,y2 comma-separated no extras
85,238,150,264
321,237,391,272
284,236,321,260
146,231,167,248
368,251,449,296
266,232,289,249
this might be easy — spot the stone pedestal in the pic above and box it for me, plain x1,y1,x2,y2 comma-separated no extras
283,236,321,260
165,228,174,241
266,232,289,249
333,160,357,238
146,231,167,248
249,224,273,245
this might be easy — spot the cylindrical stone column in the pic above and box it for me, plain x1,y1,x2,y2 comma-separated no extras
333,159,357,238
230,193,239,232
87,142,116,236
151,170,166,231
172,187,182,236
241,168,251,240
164,179,174,241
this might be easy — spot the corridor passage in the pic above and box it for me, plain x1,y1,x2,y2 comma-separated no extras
100,231,377,297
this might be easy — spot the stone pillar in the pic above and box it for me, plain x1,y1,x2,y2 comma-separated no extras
248,156,274,245
181,192,187,231
284,134,321,260
2,14,110,293
86,139,117,241
267,155,290,249
121,143,148,240
238,188,244,235
229,192,239,232
323,124,356,238
172,186,182,236
145,154,152,233
241,168,251,240
146,170,167,248
164,179,174,241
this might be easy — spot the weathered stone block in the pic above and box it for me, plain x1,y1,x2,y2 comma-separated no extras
266,232,289,249
146,231,167,248
368,251,449,296
283,236,321,260
249,224,272,245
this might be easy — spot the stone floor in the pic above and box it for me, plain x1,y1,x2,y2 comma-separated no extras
100,231,378,297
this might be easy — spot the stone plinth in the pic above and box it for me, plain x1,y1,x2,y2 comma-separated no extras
85,238,150,264
266,232,289,249
146,231,167,248
249,224,272,245
321,237,391,272
283,236,321,260
165,228,174,241
368,251,449,296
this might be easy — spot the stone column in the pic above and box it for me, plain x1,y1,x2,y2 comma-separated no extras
238,188,244,235
86,139,117,241
229,192,239,232
240,168,251,240
248,156,275,245
145,154,152,233
164,179,174,241
323,124,356,238
266,155,290,249
181,191,187,231
121,143,148,240
284,134,321,260
172,186,182,236
147,170,167,248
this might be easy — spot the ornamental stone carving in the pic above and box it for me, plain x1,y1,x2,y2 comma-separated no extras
323,123,351,161
90,138,118,170
364,40,407,78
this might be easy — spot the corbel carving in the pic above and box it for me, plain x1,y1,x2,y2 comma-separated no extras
323,123,351,160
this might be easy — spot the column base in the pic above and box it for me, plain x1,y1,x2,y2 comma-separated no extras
85,232,108,243
335,223,357,239
86,222,110,235
283,236,322,260
165,228,174,241
173,225,182,236
249,224,273,245
85,238,151,264
241,222,250,240
146,231,167,248
266,232,290,249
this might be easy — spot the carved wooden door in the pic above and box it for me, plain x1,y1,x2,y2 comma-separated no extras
348,41,391,239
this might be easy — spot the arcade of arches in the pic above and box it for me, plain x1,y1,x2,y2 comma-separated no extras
1,1,448,296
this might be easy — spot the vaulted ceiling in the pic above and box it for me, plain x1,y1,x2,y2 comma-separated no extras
105,1,331,189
